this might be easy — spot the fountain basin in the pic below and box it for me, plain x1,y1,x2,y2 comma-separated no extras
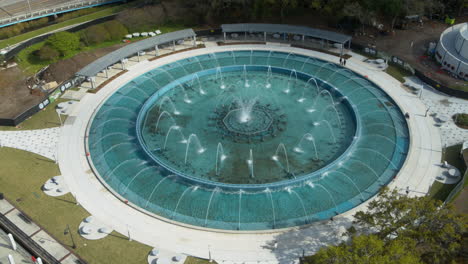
87,50,409,230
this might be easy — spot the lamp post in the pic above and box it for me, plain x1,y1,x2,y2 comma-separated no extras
55,109,62,126
208,245,212,262
26,0,32,17
425,107,431,117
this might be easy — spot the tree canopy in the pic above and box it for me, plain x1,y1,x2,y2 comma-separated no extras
177,0,464,29
45,31,80,57
304,188,467,264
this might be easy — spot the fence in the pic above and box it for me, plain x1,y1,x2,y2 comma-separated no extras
445,149,468,203
351,42,468,99
0,228,32,263
0,0,124,28
0,213,61,264
0,76,84,126
3,14,117,61
2,26,468,127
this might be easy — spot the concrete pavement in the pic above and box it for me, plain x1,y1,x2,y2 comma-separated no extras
57,44,443,263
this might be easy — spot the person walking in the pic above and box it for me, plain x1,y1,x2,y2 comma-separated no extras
339,57,342,65
343,59,347,66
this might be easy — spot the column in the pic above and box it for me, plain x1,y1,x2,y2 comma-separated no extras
173,40,176,51
105,68,108,78
224,32,226,42
193,35,196,46
302,35,305,42
137,52,140,62
155,45,159,56
264,32,266,42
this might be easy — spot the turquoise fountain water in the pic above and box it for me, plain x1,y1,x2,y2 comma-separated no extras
87,50,409,230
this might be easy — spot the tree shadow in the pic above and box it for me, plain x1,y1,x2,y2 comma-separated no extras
264,216,353,263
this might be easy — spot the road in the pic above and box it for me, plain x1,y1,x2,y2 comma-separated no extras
0,0,111,22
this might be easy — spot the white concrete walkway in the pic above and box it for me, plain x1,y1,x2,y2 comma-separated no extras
403,76,468,147
0,127,60,160
58,44,442,263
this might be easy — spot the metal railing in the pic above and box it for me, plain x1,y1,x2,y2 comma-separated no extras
445,168,468,203
0,0,123,28
0,213,61,264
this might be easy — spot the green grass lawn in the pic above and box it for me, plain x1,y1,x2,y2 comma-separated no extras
185,256,213,264
0,5,126,50
0,147,152,263
385,64,413,83
16,23,186,75
0,98,66,131
428,144,467,201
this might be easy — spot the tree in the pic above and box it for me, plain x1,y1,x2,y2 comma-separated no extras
46,31,80,57
306,235,422,264
82,24,110,45
352,188,467,264
37,45,60,61
380,0,404,30
102,20,128,41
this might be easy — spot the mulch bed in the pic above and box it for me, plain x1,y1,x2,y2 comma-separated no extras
217,41,266,46
88,70,128,94
148,44,206,62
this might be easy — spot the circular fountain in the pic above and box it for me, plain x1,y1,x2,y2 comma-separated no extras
87,50,409,231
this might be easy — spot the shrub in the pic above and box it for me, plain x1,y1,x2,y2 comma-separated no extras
82,24,110,45
102,20,128,41
0,17,49,40
116,6,166,32
38,45,60,61
46,31,80,57
454,113,468,127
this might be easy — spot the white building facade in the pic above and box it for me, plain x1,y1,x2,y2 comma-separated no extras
435,23,468,80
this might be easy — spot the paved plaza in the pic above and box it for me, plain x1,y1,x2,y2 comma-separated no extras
0,127,59,160
1,41,466,263
57,44,444,263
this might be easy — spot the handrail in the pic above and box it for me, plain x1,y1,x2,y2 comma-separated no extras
0,213,61,264
0,0,123,28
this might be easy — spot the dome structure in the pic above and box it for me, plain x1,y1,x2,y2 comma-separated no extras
435,23,468,80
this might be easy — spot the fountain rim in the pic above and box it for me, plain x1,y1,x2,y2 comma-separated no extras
78,45,416,234
134,64,362,191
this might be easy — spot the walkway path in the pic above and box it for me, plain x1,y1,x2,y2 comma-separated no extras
0,127,59,160
58,44,443,264
403,76,468,147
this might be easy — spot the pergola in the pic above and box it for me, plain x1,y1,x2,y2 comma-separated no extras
221,23,352,55
76,29,197,86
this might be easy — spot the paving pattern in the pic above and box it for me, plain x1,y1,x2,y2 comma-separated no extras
57,44,443,264
0,127,60,160
0,43,463,264
404,76,468,147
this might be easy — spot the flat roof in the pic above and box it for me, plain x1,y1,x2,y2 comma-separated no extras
441,23,468,64
76,29,196,77
221,23,351,44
